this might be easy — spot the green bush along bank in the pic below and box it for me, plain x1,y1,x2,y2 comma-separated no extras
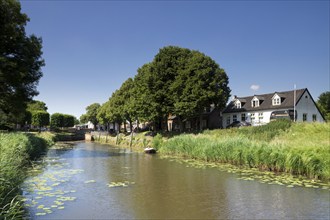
159,120,330,180
0,132,54,219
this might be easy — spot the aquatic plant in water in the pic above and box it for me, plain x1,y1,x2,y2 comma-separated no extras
162,156,330,190
22,156,84,218
107,181,136,188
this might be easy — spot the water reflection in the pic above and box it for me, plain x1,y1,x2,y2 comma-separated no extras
23,142,330,219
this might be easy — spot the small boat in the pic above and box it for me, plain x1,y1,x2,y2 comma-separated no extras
144,147,157,154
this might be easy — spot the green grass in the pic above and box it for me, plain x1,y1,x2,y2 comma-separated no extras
159,120,330,180
0,132,54,219
93,132,154,152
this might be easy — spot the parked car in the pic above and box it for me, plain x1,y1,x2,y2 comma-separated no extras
226,121,251,128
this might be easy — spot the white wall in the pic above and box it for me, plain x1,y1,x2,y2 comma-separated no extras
295,90,324,122
223,110,273,127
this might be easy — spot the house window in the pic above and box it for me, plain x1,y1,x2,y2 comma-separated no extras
272,98,281,105
241,113,246,121
312,114,317,121
252,99,259,107
235,102,241,109
259,112,264,123
226,117,230,125
250,113,255,123
303,113,307,121
233,114,237,122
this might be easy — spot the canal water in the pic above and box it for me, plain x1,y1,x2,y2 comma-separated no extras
23,142,330,219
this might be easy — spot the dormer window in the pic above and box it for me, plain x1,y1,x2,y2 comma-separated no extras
273,98,280,105
251,97,259,107
235,100,241,109
272,93,282,106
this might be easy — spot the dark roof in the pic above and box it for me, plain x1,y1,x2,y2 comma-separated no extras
222,88,307,113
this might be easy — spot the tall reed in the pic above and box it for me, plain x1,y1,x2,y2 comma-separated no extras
0,132,54,219
159,120,329,180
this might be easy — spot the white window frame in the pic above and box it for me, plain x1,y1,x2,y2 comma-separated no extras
251,97,259,107
258,112,264,123
233,114,237,122
272,98,281,105
235,100,241,109
303,113,307,121
226,117,231,125
241,113,246,121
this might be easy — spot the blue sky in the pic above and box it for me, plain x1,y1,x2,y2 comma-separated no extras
20,0,329,119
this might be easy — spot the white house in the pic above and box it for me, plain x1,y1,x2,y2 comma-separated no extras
222,88,325,128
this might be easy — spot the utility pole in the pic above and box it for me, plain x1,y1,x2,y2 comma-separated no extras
293,84,296,122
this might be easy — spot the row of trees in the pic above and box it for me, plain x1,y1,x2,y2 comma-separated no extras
81,46,231,132
24,100,78,130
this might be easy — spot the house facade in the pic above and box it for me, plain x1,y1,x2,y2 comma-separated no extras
168,106,222,131
222,88,325,128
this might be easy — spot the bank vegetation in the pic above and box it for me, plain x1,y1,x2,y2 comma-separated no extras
0,132,55,219
158,120,330,181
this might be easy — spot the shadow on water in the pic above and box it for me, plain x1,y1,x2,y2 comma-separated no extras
48,142,129,158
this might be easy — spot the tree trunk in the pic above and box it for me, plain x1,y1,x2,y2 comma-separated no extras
124,121,127,133
178,117,183,133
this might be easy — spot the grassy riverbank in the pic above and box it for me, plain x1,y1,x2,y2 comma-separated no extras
0,132,55,219
158,120,330,181
92,132,155,152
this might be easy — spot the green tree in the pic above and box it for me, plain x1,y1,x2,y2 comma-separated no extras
63,114,74,128
50,113,64,128
50,113,75,128
116,78,136,132
170,50,230,130
74,117,80,125
317,91,330,121
80,103,100,129
24,100,48,125
131,63,159,124
0,0,44,128
133,46,230,131
27,100,48,112
31,111,49,129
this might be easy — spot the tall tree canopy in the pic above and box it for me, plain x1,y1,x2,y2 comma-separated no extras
97,46,230,131
97,78,137,132
80,103,100,128
132,46,230,130
317,91,330,121
0,0,44,128
27,100,48,112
